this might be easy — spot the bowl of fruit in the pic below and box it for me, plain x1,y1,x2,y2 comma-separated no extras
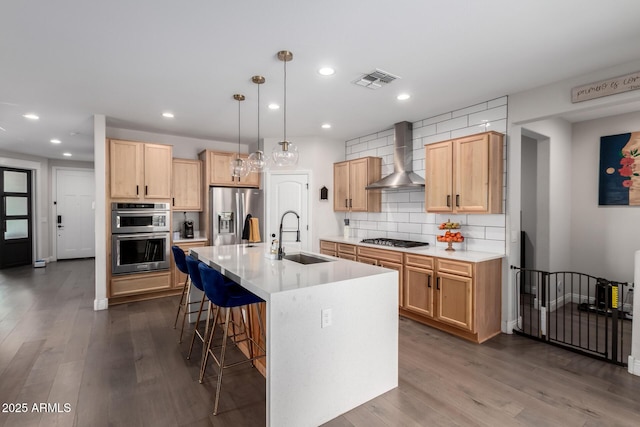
437,220,464,251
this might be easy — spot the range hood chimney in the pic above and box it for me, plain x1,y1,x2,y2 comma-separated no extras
365,121,425,189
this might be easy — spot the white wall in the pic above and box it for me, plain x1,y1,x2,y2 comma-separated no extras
263,136,345,251
571,111,640,283
345,97,508,254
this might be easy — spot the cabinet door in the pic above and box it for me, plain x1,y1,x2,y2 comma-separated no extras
379,260,403,307
110,140,143,199
144,143,172,199
404,265,434,317
454,134,489,213
172,241,206,288
357,255,378,265
425,142,453,212
209,152,236,186
333,161,350,211
436,272,473,332
172,159,202,211
349,158,369,211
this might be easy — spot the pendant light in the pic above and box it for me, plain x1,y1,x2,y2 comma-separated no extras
247,75,267,172
230,94,248,179
271,50,299,167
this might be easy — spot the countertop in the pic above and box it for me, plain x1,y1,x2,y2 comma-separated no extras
320,236,504,263
190,243,394,301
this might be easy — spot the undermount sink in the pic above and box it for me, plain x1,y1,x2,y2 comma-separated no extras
283,253,333,265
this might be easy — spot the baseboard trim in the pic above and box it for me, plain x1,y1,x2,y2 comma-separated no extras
504,319,518,334
628,356,640,376
94,298,109,311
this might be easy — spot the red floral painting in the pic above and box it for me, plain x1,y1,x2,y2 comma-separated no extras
599,132,640,205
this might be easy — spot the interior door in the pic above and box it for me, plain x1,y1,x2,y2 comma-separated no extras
56,168,95,259
268,173,310,252
0,167,32,268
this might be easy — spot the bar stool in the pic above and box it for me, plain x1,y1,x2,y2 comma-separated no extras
185,255,214,360
171,245,190,343
197,262,266,416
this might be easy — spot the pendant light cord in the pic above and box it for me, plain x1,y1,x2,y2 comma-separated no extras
237,97,241,156
257,80,261,151
283,57,287,142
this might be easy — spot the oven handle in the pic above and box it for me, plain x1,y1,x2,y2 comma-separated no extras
112,232,170,240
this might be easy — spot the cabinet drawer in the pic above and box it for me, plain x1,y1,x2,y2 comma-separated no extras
405,254,434,270
320,240,337,252
338,253,357,261
357,246,403,263
110,271,172,297
337,243,357,255
437,259,473,277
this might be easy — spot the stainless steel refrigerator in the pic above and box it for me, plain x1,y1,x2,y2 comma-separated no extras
210,187,264,246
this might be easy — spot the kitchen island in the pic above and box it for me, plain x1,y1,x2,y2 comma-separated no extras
191,243,399,427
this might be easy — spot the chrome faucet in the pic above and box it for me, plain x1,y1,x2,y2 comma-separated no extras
278,210,300,260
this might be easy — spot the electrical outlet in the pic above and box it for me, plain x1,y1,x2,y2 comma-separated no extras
321,308,332,328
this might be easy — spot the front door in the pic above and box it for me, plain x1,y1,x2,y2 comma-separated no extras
0,167,32,268
55,168,95,259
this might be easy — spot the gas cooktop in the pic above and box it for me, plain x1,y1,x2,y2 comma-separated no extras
360,238,429,248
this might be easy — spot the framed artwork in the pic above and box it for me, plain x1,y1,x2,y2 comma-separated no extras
599,132,640,205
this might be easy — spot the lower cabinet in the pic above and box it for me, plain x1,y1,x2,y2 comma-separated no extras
172,240,207,289
337,243,357,261
110,270,172,298
319,239,502,343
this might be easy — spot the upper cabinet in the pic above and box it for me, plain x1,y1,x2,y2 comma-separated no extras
333,157,381,212
207,151,260,188
425,131,503,214
172,158,202,211
110,139,172,200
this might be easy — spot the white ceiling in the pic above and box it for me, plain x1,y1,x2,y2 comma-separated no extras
2,0,640,162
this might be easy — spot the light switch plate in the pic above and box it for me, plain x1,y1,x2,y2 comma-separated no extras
321,308,332,328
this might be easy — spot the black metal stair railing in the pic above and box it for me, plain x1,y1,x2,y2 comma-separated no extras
511,266,632,366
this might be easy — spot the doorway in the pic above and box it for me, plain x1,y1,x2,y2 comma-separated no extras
54,168,95,259
0,167,33,268
266,172,310,252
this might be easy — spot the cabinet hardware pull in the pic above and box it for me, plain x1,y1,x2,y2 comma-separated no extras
436,277,440,290
136,185,139,195
427,275,431,288
446,195,450,207
349,199,352,208
145,185,148,196
456,194,460,207
172,197,175,206
345,198,348,208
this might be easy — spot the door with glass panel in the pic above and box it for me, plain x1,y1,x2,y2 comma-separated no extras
0,167,32,268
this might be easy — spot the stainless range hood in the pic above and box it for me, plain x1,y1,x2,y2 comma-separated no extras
366,121,425,189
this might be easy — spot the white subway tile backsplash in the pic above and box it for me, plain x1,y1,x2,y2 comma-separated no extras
345,97,507,252
398,222,421,234
436,116,468,133
468,105,508,126
452,102,487,118
488,96,508,108
424,112,452,126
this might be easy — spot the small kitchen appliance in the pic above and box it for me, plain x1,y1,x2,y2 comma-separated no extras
183,220,194,238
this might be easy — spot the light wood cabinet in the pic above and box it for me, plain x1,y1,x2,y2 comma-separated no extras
172,159,202,211
208,151,260,188
425,131,503,214
337,243,357,261
171,240,207,288
110,270,172,297
109,139,172,200
320,240,337,257
333,157,381,212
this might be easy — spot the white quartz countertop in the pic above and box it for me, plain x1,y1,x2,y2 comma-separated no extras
190,243,394,301
172,237,208,243
320,236,504,263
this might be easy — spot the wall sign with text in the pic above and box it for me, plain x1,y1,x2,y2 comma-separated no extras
572,71,640,103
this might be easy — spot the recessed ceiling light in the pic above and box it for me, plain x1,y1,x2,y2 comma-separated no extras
50,139,61,144
0,126,6,132
23,113,39,120
318,67,335,76
268,103,280,110
162,112,174,118
396,93,411,101
321,123,331,129
63,152,72,157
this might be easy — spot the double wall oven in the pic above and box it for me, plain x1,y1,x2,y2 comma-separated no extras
111,202,170,275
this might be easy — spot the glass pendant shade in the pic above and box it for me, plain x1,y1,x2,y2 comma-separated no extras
272,140,299,166
272,50,299,167
247,150,267,171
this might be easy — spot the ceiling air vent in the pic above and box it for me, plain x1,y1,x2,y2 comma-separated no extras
353,69,400,89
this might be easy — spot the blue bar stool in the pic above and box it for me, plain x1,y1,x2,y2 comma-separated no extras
197,262,266,416
171,245,190,342
185,255,213,360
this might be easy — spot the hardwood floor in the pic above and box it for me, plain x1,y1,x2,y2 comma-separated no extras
1,259,640,426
